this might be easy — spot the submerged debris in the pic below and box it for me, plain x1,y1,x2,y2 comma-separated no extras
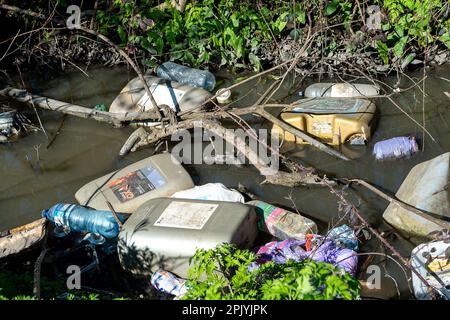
0,106,34,142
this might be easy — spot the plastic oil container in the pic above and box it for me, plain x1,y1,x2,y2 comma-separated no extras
74,153,194,213
117,198,258,278
109,75,212,114
303,83,380,98
271,98,376,145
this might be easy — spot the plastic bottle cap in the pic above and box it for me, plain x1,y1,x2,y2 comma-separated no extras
216,88,231,104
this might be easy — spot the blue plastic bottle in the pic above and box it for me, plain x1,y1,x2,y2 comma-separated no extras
156,62,216,92
42,204,125,238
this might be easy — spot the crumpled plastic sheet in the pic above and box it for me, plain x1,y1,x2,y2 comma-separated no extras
248,237,358,276
373,136,418,160
326,224,359,251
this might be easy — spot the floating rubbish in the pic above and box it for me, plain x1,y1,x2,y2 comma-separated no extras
248,237,358,276
171,183,245,203
373,136,418,160
271,98,375,145
118,198,258,278
108,75,212,115
411,240,450,300
42,203,125,238
151,270,188,297
383,152,450,237
304,83,380,98
156,61,216,92
0,106,33,142
75,153,194,213
327,224,359,251
93,104,108,112
215,88,231,104
247,200,317,240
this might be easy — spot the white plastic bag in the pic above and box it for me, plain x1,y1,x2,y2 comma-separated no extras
171,183,245,203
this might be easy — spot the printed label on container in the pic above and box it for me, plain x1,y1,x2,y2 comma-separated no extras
138,83,186,112
108,166,166,203
154,201,218,230
312,121,332,134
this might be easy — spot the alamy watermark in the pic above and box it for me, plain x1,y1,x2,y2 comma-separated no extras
66,265,81,290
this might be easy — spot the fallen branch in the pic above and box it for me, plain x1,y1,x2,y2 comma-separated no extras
0,87,162,125
254,108,350,161
120,119,325,187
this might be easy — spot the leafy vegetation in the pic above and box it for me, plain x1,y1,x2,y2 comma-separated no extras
96,0,301,71
3,0,448,72
182,243,360,300
377,0,449,64
93,0,449,71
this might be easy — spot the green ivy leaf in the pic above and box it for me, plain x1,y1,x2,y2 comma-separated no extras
376,40,389,65
117,26,127,44
393,36,408,58
325,0,339,16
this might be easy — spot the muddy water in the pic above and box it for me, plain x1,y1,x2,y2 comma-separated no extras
1,64,449,299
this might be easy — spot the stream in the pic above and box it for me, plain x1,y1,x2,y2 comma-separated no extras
0,64,449,299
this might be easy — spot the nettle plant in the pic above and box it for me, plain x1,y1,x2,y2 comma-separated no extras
182,243,360,300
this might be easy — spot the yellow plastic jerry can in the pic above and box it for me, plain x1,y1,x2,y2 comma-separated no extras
271,98,376,145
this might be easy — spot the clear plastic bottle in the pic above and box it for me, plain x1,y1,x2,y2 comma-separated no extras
304,83,380,98
156,62,216,92
247,200,318,240
42,203,125,238
151,270,188,297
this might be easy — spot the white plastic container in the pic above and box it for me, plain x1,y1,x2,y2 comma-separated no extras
171,183,244,203
411,240,450,300
383,152,450,237
74,153,194,213
118,198,258,278
109,75,212,114
304,83,380,98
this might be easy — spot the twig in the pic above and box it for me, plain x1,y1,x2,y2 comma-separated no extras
15,64,49,140
33,221,49,300
106,201,123,228
350,179,450,230
46,114,67,149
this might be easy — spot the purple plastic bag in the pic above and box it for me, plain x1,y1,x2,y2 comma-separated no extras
249,238,358,276
373,136,418,160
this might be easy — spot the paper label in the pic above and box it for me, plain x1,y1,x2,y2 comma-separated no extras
108,166,166,203
312,121,332,134
154,201,218,230
137,83,186,112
